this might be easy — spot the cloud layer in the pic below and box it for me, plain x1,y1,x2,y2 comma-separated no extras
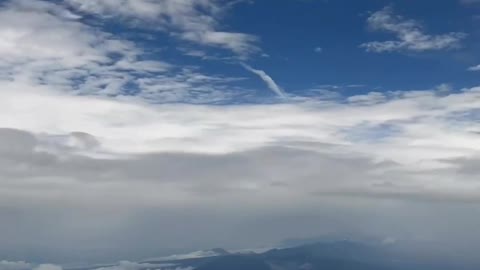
2,79,480,262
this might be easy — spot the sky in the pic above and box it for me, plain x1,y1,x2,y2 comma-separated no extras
1,0,480,267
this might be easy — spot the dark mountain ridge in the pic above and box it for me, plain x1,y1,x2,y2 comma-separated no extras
139,240,480,270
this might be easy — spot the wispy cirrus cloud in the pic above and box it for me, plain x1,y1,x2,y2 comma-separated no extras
460,0,480,4
0,0,249,104
361,6,467,53
241,63,287,98
65,0,259,58
468,64,480,71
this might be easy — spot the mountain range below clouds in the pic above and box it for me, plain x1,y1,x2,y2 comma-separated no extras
61,240,480,270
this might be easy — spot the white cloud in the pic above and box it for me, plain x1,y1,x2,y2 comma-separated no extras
361,7,467,53
2,80,480,176
0,0,245,103
241,63,287,98
0,0,168,90
468,64,480,71
180,31,258,57
347,92,386,105
0,0,105,67
435,83,453,94
65,0,259,57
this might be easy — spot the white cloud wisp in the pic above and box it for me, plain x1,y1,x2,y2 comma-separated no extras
361,7,467,53
241,63,287,98
65,0,259,58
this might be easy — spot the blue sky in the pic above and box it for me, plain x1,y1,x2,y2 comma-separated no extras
235,0,480,92
1,0,480,266
80,0,480,99
38,0,480,103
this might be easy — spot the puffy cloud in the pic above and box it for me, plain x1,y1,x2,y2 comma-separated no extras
361,7,467,53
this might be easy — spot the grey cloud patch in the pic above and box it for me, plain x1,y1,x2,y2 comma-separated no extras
68,132,100,150
312,186,480,204
2,129,480,263
0,129,386,192
0,261,31,270
36,132,101,156
442,156,480,176
33,265,62,270
0,128,37,155
340,122,404,144
0,125,479,205
0,262,63,270
94,261,185,270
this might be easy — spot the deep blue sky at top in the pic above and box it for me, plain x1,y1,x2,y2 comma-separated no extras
230,0,480,93
240,0,480,91
75,0,480,97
